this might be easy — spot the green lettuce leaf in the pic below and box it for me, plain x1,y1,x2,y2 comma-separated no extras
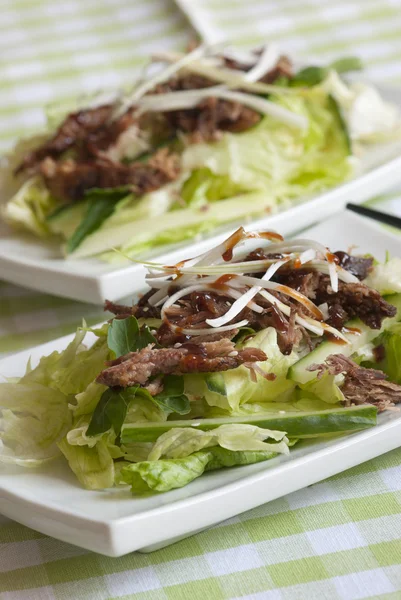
365,258,401,295
1,176,58,237
362,323,401,384
107,316,157,358
86,386,139,437
201,328,299,412
147,424,289,460
120,446,281,494
86,375,190,437
0,382,71,466
136,375,190,416
124,395,168,424
22,328,110,396
181,167,248,208
58,436,115,490
297,370,345,405
183,88,351,201
292,57,363,87
72,381,107,417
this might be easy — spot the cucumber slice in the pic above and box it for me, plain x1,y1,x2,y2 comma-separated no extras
288,293,401,385
121,404,377,443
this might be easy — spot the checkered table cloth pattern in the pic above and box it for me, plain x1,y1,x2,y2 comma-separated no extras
1,1,401,598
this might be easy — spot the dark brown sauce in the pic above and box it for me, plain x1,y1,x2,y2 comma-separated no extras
212,274,238,290
181,342,207,356
373,343,386,362
164,265,181,275
325,332,348,345
276,284,323,320
342,326,361,336
222,227,245,262
256,231,284,242
326,252,340,264
180,354,208,370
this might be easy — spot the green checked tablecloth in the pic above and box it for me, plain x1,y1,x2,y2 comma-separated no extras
1,1,401,598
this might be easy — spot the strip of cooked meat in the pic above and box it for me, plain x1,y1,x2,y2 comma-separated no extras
162,97,260,143
247,249,372,283
154,74,261,142
333,251,373,280
104,291,161,320
97,341,266,387
309,353,401,412
274,270,320,299
158,55,293,142
40,147,180,202
273,264,395,330
15,105,114,174
315,278,396,329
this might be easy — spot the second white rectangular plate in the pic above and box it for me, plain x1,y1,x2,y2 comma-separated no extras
1,210,401,556
1,83,401,304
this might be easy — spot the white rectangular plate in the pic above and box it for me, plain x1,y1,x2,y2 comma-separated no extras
1,211,401,556
1,83,401,304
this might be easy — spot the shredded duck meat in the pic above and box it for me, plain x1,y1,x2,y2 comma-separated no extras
15,105,114,174
40,148,180,202
104,289,302,354
97,340,266,388
270,252,395,330
309,354,401,412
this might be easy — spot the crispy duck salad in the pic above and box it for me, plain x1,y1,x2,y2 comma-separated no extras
2,228,401,493
2,43,401,260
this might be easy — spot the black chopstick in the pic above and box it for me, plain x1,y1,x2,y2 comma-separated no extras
346,202,401,231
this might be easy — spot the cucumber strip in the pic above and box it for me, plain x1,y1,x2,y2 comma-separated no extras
288,293,401,385
121,404,377,443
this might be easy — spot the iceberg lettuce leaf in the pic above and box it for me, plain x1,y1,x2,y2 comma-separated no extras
365,258,401,295
0,382,71,466
58,436,115,489
183,88,351,200
298,370,345,405
121,446,281,493
1,176,58,237
147,424,289,461
202,328,299,412
362,323,401,384
22,328,110,396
